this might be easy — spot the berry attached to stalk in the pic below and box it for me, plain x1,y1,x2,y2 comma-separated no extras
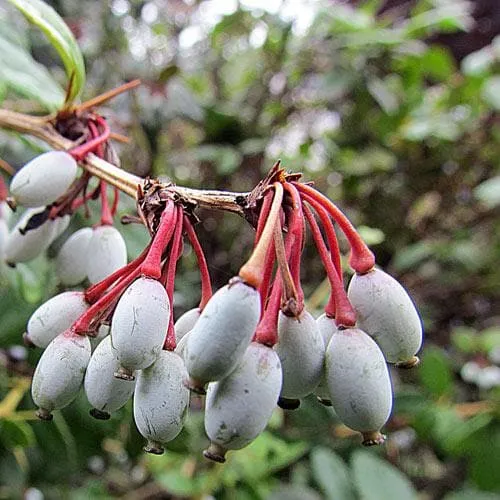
133,350,190,454
9,151,78,208
111,276,170,380
84,336,135,420
325,328,393,445
25,291,89,348
348,268,422,367
184,277,261,393
204,342,282,463
31,329,91,420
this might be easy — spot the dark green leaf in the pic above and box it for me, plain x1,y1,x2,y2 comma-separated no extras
419,347,453,397
0,419,35,449
0,34,65,110
351,450,418,500
310,447,356,500
7,0,85,104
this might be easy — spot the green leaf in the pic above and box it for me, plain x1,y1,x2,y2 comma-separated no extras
451,327,479,354
351,450,418,500
419,347,453,398
0,35,65,110
310,447,356,500
468,431,500,491
479,327,500,353
0,419,35,449
7,0,85,104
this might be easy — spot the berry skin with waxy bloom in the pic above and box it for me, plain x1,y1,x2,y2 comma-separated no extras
3,99,423,463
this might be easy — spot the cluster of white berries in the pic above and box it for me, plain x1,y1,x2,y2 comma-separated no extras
4,147,424,464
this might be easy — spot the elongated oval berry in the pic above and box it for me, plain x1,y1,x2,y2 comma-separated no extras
275,310,324,405
25,291,88,348
174,307,201,341
174,330,190,359
84,336,135,420
4,208,57,264
325,328,393,445
184,278,261,393
204,342,282,463
133,350,190,454
348,268,423,366
86,225,127,284
31,330,91,420
111,277,170,378
314,313,340,405
56,227,93,285
52,214,71,240
10,151,78,208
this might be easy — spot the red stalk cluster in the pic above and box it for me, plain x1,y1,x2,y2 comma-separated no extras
241,175,377,347
71,198,212,352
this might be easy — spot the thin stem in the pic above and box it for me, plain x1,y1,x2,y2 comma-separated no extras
70,115,110,161
184,216,212,310
255,190,273,245
140,201,176,279
303,204,356,327
72,79,141,114
283,183,305,306
0,158,15,176
293,182,375,274
299,191,342,282
239,182,284,288
254,274,282,346
111,187,120,216
99,182,113,225
273,219,297,303
258,239,276,314
163,207,184,350
74,267,141,334
85,244,150,304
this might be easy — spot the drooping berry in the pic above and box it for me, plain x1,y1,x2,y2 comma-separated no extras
133,350,190,454
25,291,88,348
31,330,91,420
10,151,78,208
204,342,282,463
275,310,324,407
325,327,393,445
314,313,339,406
111,276,170,379
53,214,71,240
174,307,201,341
86,225,127,284
4,208,58,264
56,227,93,285
184,277,261,393
347,268,423,366
84,336,135,420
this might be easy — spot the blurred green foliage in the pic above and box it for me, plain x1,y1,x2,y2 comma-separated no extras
1,0,500,498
